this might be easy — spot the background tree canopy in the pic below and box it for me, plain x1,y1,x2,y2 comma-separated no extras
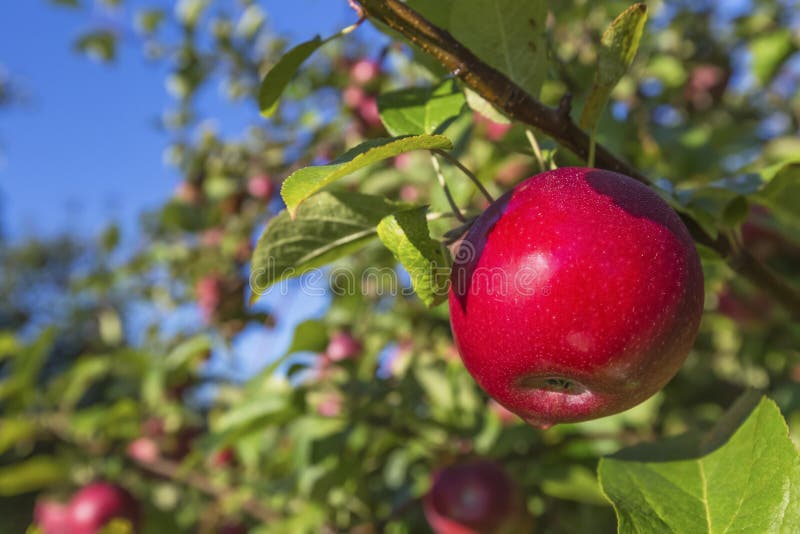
1,0,799,532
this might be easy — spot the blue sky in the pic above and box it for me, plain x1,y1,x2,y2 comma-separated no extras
0,0,359,239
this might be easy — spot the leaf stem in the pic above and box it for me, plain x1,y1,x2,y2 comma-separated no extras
430,154,467,222
525,129,546,172
431,149,494,203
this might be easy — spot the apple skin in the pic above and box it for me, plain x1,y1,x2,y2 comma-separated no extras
325,332,363,362
66,482,139,534
247,175,275,201
423,461,530,534
34,498,69,534
448,167,704,428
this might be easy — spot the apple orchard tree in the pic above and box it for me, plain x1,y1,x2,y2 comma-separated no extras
2,0,800,532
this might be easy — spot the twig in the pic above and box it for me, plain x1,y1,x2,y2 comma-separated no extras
431,149,494,203
354,0,800,320
130,457,279,523
39,414,279,524
430,153,466,222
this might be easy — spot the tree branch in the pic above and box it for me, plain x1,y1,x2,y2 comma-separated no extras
355,0,800,319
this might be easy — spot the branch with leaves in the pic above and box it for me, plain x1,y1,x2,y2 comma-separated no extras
353,0,800,319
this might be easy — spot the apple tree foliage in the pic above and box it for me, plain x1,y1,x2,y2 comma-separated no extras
2,0,800,532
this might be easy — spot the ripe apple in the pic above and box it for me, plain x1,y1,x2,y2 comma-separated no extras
349,58,380,85
357,95,382,129
218,522,248,534
66,482,139,534
423,460,530,534
449,167,704,428
325,332,363,362
126,437,160,464
474,112,512,142
247,174,274,201
34,498,69,534
210,447,236,468
197,275,223,323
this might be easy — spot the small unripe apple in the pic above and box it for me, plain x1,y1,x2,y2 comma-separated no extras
325,332,363,362
34,498,69,534
247,174,274,201
218,523,248,534
423,461,529,534
66,482,139,534
449,167,704,428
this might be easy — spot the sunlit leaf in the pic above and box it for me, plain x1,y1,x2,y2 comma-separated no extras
251,192,405,302
599,394,800,533
280,135,452,216
580,3,648,130
0,457,68,496
377,207,450,307
258,36,323,118
377,79,465,137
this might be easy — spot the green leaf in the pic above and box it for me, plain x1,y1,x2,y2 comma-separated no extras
750,29,795,86
541,465,609,506
0,456,68,496
280,135,452,216
0,419,37,455
464,88,510,124
74,31,117,62
580,3,648,130
164,335,212,371
377,79,465,137
377,208,450,307
285,320,329,355
599,394,800,533
250,192,404,302
258,36,323,118
59,357,114,410
449,0,548,99
758,160,800,226
260,320,330,376
136,9,166,35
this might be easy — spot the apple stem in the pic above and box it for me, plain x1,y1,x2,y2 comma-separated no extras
430,153,467,222
431,149,495,203
587,126,597,168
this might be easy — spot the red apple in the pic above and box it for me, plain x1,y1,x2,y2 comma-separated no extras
325,332,363,362
247,174,275,201
474,113,512,142
349,58,380,85
66,482,139,534
219,522,248,534
358,95,382,129
343,85,365,109
210,447,236,468
449,167,704,428
126,437,160,464
317,393,343,417
34,498,69,534
197,275,223,323
423,461,529,534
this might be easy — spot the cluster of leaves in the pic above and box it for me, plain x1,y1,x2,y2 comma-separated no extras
1,0,799,532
